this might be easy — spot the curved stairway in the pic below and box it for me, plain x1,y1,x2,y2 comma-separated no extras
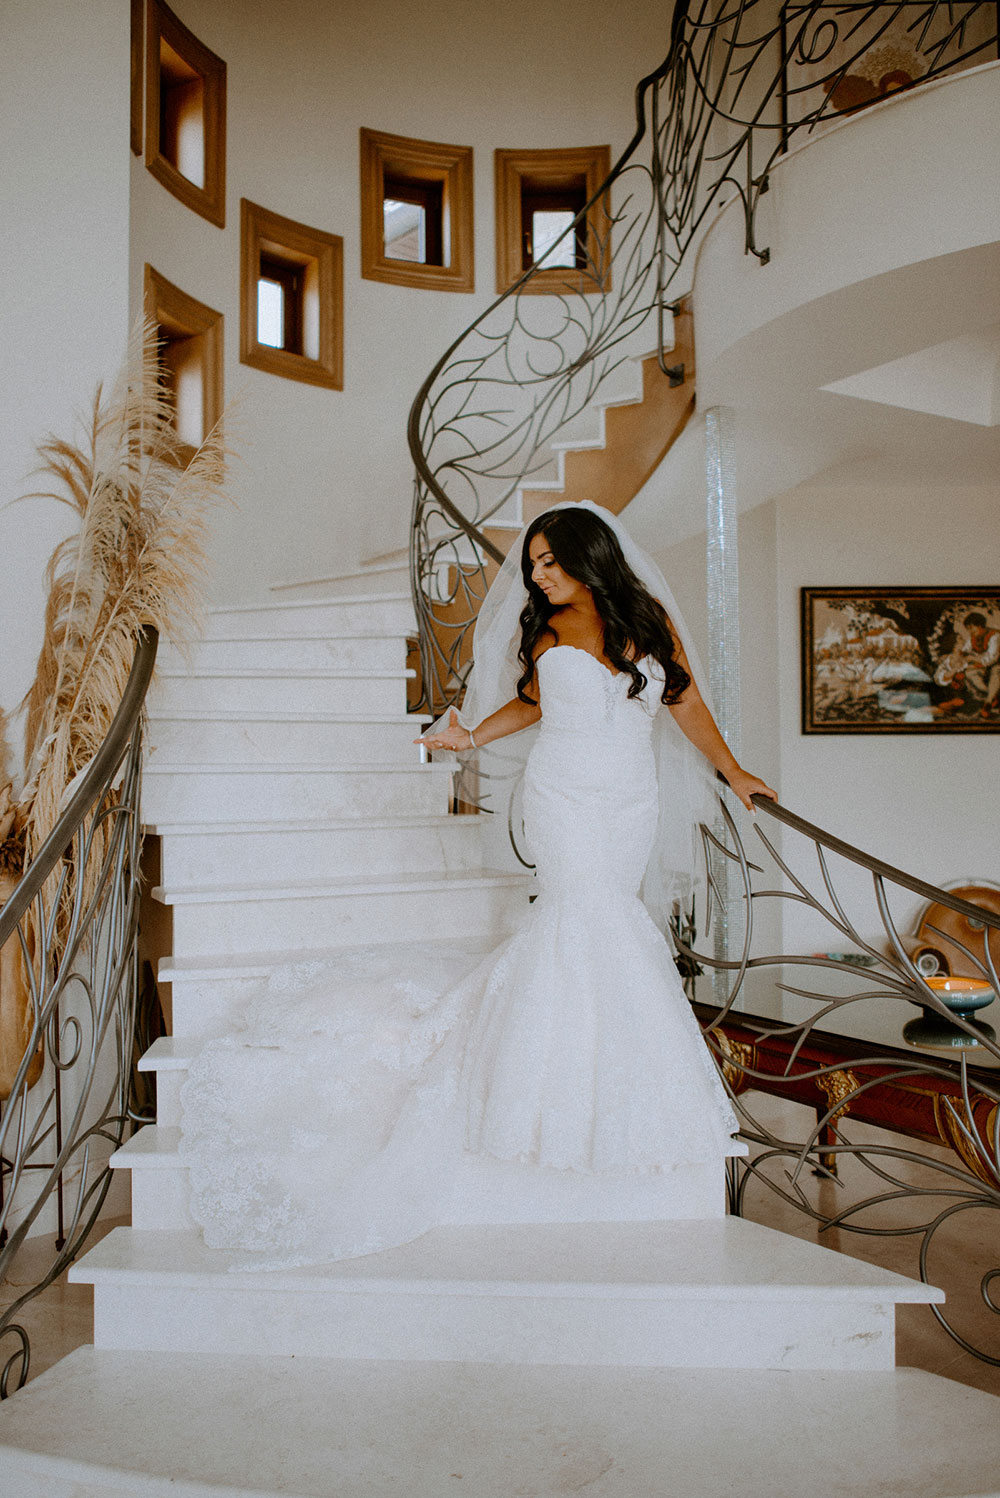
2,556,1000,1495
146,575,530,1034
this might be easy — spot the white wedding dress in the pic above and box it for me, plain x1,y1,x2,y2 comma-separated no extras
179,645,739,1266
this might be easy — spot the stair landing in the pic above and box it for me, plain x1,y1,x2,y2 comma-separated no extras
1,1347,998,1498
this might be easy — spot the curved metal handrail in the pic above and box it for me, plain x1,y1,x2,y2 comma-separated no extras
0,627,158,1397
682,789,1000,1366
405,24,687,568
749,792,1000,932
0,629,157,950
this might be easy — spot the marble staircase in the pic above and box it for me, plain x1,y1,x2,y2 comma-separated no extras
145,575,530,1036
2,554,1000,1495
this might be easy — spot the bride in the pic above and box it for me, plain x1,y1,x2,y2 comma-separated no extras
179,502,775,1265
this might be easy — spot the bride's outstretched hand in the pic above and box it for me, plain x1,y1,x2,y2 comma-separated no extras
725,768,778,812
415,708,472,753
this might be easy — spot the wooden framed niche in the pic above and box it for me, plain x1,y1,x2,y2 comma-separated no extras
495,145,612,295
240,200,344,390
130,0,144,155
144,0,226,226
144,265,224,459
360,128,474,293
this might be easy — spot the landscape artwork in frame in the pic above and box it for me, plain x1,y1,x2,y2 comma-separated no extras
801,587,1000,734
780,1,999,140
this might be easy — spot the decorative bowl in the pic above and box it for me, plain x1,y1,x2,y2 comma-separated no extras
920,975,995,1016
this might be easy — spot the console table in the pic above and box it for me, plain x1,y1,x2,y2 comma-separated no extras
693,966,999,1183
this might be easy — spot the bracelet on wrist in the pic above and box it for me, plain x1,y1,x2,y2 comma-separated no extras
468,727,477,748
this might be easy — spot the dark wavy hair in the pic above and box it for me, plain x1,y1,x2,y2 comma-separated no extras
515,508,692,706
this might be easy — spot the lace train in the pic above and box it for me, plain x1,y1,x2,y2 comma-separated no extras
180,646,738,1265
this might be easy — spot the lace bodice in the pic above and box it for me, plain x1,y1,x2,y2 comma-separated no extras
536,646,663,736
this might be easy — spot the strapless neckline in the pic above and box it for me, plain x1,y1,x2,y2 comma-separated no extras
539,644,651,680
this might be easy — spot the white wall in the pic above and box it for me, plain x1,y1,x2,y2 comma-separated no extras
774,467,1000,952
0,0,131,774
128,0,677,608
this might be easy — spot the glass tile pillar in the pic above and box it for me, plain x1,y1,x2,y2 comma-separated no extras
705,406,742,1003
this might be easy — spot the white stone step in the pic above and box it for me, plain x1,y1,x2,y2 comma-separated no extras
549,405,609,453
157,633,408,672
362,544,409,566
110,1127,192,1230
70,1220,940,1371
517,473,566,494
142,761,451,824
158,956,271,1039
158,936,496,1040
154,812,485,886
550,431,606,451
147,712,426,766
153,869,533,957
111,1115,734,1230
3,1349,999,1498
269,559,411,600
149,667,412,716
205,592,415,638
137,1038,190,1128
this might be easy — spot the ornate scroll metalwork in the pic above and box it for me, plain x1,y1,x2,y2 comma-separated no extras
408,0,998,721
815,1067,860,1121
715,1030,758,1095
0,629,156,1397
681,792,1000,1366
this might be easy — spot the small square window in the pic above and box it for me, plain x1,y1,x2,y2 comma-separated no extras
158,39,205,187
495,146,611,295
241,200,344,390
361,129,474,293
144,0,226,227
256,277,286,348
384,198,426,264
257,256,306,354
383,178,445,266
529,208,580,270
144,265,223,460
130,0,143,155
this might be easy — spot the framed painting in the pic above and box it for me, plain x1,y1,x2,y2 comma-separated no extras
780,1,999,141
800,587,1000,733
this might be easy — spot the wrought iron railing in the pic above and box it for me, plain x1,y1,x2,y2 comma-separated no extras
0,627,157,1397
408,0,997,717
682,791,1000,1366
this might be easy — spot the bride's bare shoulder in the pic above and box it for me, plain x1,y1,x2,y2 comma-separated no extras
532,626,559,661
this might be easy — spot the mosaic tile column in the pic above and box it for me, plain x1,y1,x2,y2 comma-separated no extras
705,406,742,1003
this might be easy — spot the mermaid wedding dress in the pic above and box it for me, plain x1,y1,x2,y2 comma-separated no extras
179,643,740,1267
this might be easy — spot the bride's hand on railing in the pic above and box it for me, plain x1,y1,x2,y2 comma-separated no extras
415,709,474,753
725,768,778,812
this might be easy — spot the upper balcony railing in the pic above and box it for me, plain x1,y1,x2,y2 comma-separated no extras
407,0,998,718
